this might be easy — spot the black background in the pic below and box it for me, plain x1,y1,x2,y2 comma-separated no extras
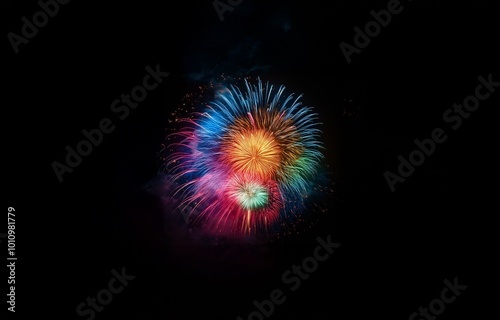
3,0,499,319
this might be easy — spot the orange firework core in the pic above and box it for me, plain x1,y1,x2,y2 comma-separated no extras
224,129,281,179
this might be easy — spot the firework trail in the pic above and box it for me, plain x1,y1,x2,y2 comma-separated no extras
164,78,325,237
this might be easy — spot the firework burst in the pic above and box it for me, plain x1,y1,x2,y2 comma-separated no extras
164,78,325,237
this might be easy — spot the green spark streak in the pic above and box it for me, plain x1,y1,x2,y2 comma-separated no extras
236,182,269,210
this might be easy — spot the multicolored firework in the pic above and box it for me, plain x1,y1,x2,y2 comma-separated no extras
164,78,325,237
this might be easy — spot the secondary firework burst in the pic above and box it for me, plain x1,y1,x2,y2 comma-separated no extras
164,78,325,237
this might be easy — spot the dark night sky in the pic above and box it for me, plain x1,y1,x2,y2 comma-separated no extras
3,0,499,319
